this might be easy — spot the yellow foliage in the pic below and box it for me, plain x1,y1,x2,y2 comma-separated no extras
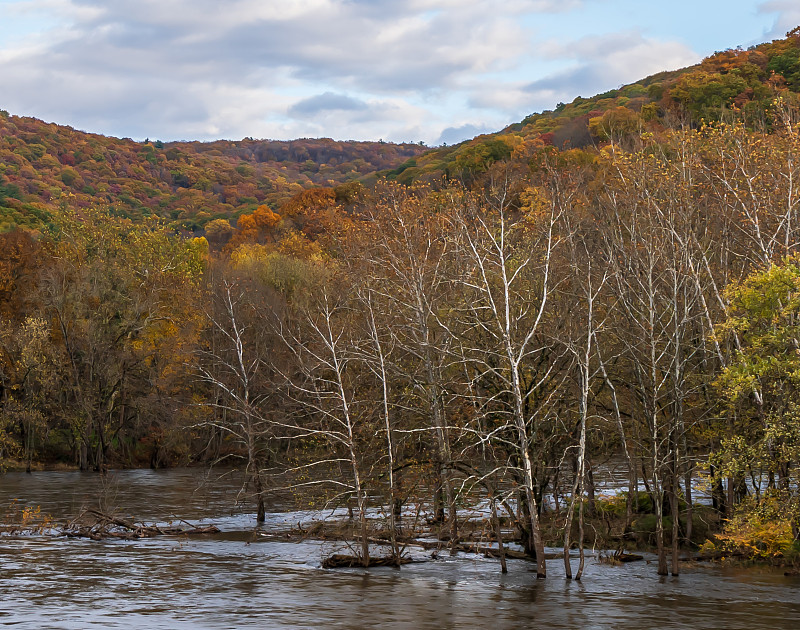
708,494,798,560
520,186,550,219
277,231,324,262
229,242,271,269
588,106,641,141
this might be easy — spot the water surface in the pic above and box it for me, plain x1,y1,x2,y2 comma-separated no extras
0,469,797,629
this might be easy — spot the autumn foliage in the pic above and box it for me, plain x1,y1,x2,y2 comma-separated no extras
4,26,800,573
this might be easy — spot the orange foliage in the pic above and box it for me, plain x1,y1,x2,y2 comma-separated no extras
0,229,41,321
277,187,339,239
701,48,768,74
229,204,282,248
279,187,336,218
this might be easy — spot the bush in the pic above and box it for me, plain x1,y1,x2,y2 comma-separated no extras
706,493,799,562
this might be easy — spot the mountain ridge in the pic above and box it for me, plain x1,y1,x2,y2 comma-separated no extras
0,110,426,233
380,27,800,185
3,27,800,233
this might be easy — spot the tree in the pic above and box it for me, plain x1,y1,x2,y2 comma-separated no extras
195,272,283,522
204,218,234,251
598,141,705,575
282,282,377,567
0,316,56,471
560,209,612,580
0,229,41,322
38,207,204,470
452,173,566,578
715,256,800,538
588,106,641,145
352,183,462,547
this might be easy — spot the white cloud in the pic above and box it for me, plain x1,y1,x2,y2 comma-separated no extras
0,0,545,142
0,0,756,145
759,1,800,38
520,32,698,110
436,122,494,145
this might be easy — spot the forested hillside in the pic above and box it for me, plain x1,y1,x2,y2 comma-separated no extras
0,113,425,233
3,28,800,577
385,26,800,185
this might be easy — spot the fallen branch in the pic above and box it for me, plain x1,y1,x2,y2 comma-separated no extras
322,553,424,569
60,508,220,541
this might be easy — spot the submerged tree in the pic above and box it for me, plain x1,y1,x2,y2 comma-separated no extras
195,272,283,522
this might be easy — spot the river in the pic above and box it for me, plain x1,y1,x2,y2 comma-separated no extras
0,469,798,629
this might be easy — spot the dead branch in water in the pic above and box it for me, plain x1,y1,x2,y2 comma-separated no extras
60,508,220,541
322,553,423,568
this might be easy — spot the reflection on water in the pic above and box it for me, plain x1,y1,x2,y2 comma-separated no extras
0,469,798,629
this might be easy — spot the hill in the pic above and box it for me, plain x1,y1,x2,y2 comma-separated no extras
3,26,800,570
4,28,800,235
383,27,800,185
0,113,426,233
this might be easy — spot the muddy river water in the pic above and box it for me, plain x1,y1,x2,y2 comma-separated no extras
0,469,798,629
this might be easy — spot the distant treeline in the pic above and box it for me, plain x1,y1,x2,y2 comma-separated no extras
0,109,425,233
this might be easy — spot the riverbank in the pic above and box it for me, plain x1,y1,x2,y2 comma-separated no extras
273,493,800,572
1,459,82,473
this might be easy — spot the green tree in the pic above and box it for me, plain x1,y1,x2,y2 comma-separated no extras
670,70,749,121
40,207,204,470
715,257,800,537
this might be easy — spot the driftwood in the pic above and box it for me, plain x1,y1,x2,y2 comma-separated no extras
615,551,644,563
61,509,220,541
414,538,537,561
452,542,534,561
322,553,422,569
307,532,538,562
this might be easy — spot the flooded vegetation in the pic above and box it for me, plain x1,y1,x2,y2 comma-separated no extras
1,469,799,629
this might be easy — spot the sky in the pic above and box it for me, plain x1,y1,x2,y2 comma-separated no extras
0,1,798,146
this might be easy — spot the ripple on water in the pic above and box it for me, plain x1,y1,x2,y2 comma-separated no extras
1,469,799,629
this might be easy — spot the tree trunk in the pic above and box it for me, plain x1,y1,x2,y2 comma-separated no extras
656,487,668,576
684,461,693,544
576,490,586,581
254,470,266,524
491,497,507,574
522,448,546,578
670,482,680,576
564,470,579,580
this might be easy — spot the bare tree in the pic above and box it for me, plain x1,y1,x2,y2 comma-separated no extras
281,284,376,567
561,229,611,581
195,274,280,522
451,173,567,578
355,184,462,547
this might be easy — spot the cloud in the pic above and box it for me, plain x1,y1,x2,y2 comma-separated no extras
521,32,698,108
465,31,698,122
758,1,800,38
12,0,529,90
436,123,494,145
288,93,369,118
0,0,549,141
468,82,541,112
409,0,585,11
0,0,732,145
